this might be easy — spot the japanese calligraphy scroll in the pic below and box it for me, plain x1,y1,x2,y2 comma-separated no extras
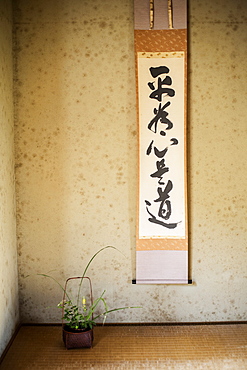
135,0,188,284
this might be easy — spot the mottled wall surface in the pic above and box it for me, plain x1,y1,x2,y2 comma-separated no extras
0,0,19,357
14,0,247,324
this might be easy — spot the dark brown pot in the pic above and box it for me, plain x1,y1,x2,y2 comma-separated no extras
62,325,94,349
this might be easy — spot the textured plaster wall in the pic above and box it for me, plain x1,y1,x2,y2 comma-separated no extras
14,0,247,324
0,0,19,357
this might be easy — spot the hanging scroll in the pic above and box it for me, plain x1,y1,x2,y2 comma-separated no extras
135,0,188,284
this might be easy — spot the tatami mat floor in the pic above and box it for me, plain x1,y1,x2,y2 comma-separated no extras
1,324,247,369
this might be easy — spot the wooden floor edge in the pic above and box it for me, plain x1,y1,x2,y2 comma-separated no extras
0,323,22,365
21,321,247,327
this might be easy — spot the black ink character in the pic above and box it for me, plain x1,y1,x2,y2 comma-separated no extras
146,141,168,159
150,158,169,185
148,77,175,102
148,102,173,134
144,181,180,229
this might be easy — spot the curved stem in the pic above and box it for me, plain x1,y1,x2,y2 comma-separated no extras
76,246,122,307
37,273,72,302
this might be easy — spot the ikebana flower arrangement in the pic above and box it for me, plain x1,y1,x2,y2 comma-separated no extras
36,246,140,349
